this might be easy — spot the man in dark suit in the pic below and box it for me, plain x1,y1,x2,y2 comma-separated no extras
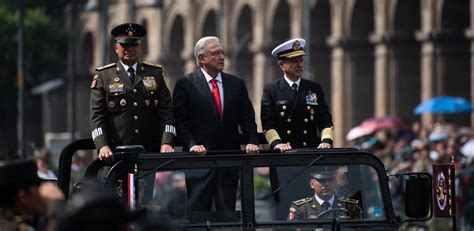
173,36,259,214
90,23,176,164
288,167,362,220
261,38,335,219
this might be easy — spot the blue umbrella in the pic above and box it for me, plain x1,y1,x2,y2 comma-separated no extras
414,96,474,114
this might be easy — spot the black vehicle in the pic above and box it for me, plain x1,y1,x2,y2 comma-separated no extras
58,139,432,230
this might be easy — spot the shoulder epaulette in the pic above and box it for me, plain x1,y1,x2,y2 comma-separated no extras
142,61,162,69
338,197,359,204
96,63,116,71
292,197,312,206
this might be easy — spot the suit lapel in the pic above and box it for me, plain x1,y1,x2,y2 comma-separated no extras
293,79,307,113
192,70,221,119
278,79,296,106
134,62,144,86
279,79,299,116
222,73,230,119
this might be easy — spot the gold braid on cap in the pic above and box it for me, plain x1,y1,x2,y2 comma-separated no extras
321,126,335,141
264,129,281,144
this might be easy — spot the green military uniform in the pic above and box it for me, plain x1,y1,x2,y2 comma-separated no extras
90,61,175,152
288,196,362,220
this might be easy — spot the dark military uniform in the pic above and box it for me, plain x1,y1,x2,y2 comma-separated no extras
288,196,362,220
90,61,175,152
262,38,335,220
261,78,333,148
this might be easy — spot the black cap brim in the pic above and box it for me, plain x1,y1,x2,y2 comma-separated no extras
310,171,336,181
116,37,142,44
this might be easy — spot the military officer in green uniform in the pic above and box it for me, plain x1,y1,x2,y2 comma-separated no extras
90,23,176,163
288,167,362,220
261,38,335,220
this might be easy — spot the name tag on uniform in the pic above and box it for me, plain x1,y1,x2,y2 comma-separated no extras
109,83,124,93
143,77,157,90
276,100,287,105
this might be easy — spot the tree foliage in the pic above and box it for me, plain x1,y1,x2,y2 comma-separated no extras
0,2,67,158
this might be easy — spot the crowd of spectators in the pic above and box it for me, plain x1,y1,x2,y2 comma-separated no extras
350,120,474,230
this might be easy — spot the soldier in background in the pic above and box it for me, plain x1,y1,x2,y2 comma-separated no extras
261,38,334,219
288,167,361,220
90,22,176,164
0,159,65,230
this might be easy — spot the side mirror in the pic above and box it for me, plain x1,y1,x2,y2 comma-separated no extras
405,174,432,218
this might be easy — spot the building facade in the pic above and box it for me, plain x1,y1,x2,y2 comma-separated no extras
69,0,472,147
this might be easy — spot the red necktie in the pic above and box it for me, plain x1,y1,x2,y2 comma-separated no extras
210,79,223,117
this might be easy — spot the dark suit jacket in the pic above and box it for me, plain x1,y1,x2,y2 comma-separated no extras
173,69,258,151
261,78,333,148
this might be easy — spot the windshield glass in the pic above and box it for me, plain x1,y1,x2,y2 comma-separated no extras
134,163,385,226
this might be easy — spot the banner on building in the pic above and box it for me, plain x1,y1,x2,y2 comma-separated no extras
432,164,455,218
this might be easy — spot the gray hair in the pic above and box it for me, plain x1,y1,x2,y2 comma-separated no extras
194,36,220,67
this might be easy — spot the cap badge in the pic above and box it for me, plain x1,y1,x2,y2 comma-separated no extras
125,24,135,37
292,41,301,50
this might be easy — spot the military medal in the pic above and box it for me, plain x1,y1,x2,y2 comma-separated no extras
114,77,120,82
109,83,124,93
305,91,318,105
142,77,157,90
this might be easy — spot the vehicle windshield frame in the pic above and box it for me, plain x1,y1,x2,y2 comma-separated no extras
134,148,397,229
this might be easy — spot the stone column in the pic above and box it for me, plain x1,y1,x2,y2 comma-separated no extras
327,39,349,147
251,2,268,132
371,34,390,117
416,32,436,126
